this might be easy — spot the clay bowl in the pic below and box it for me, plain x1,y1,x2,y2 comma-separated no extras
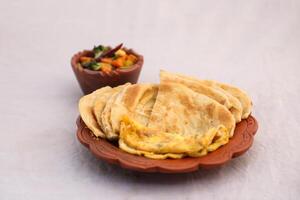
71,48,143,94
76,116,258,173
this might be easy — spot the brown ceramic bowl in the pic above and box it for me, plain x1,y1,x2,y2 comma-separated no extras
76,116,258,173
71,48,143,94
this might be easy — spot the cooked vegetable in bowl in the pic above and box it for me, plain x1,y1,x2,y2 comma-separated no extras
79,43,138,73
71,43,143,94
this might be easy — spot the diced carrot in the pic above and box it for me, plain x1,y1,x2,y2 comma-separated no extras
120,54,137,67
111,57,125,68
79,56,93,63
100,58,113,64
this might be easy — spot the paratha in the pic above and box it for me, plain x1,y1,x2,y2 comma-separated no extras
99,84,131,140
110,84,158,135
78,86,112,138
213,82,252,119
93,84,129,137
119,83,235,157
160,70,243,123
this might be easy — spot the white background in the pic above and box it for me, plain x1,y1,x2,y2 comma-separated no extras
1,0,300,199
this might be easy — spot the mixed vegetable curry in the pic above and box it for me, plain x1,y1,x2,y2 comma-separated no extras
79,43,138,73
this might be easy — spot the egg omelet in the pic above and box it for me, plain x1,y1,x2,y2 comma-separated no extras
119,116,230,159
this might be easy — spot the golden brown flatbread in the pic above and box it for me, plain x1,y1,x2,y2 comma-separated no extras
78,87,112,138
160,70,243,123
99,84,131,140
119,83,235,158
110,84,158,135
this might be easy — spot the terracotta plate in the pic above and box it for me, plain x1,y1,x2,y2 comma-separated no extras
76,116,258,173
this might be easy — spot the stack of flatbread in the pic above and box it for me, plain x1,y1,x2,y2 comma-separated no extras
79,71,252,159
